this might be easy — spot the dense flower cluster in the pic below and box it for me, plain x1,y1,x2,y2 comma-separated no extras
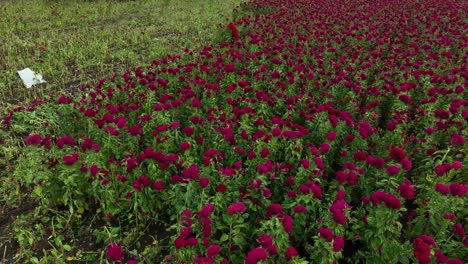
5,0,467,263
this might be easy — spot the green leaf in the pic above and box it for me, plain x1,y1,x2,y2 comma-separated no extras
220,233,229,242
63,244,72,251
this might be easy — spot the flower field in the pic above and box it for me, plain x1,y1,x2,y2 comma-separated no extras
2,0,467,263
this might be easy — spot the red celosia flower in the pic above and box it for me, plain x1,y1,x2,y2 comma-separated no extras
333,236,344,252
182,126,194,137
81,137,93,151
174,236,186,249
318,227,334,242
336,189,346,200
418,235,436,246
434,164,451,176
200,177,210,188
386,164,401,176
207,244,220,258
227,202,246,215
397,182,415,200
57,136,75,149
332,210,346,225
435,183,450,195
382,193,401,209
180,141,190,151
320,143,330,154
106,243,124,262
260,147,270,158
452,224,465,238
401,159,413,171
101,178,110,186
245,248,267,264
390,147,406,161
452,161,462,170
215,184,227,193
293,205,307,213
26,134,42,145
153,180,164,191
434,109,450,119
257,234,273,248
435,251,447,263
266,203,283,219
266,244,278,256
413,238,431,264
326,131,337,141
137,176,151,187
282,215,293,233
128,124,143,136
444,213,457,220
227,22,240,41
90,164,100,177
132,180,142,192
186,237,198,247
299,185,310,194
285,246,298,261
450,183,468,197
63,153,79,165
310,185,322,200
370,192,401,209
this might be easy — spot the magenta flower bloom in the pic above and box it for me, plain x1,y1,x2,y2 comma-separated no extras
266,203,283,219
318,227,334,242
397,182,415,200
401,159,413,171
245,248,267,264
435,183,450,195
449,132,465,146
413,238,431,264
452,224,465,238
452,161,462,170
260,147,270,158
435,251,447,263
390,147,406,161
199,177,210,188
227,22,240,41
106,243,124,262
25,134,42,145
257,234,273,248
370,192,401,209
293,205,307,213
57,136,75,149
153,180,164,191
207,244,220,257
450,183,468,197
137,175,151,187
63,153,79,165
174,236,186,249
386,164,401,176
215,184,227,193
326,131,337,141
333,236,344,252
285,246,298,261
180,141,190,151
282,215,293,233
227,202,246,215
90,164,100,177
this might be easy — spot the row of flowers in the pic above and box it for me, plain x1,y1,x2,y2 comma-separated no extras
4,0,467,263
